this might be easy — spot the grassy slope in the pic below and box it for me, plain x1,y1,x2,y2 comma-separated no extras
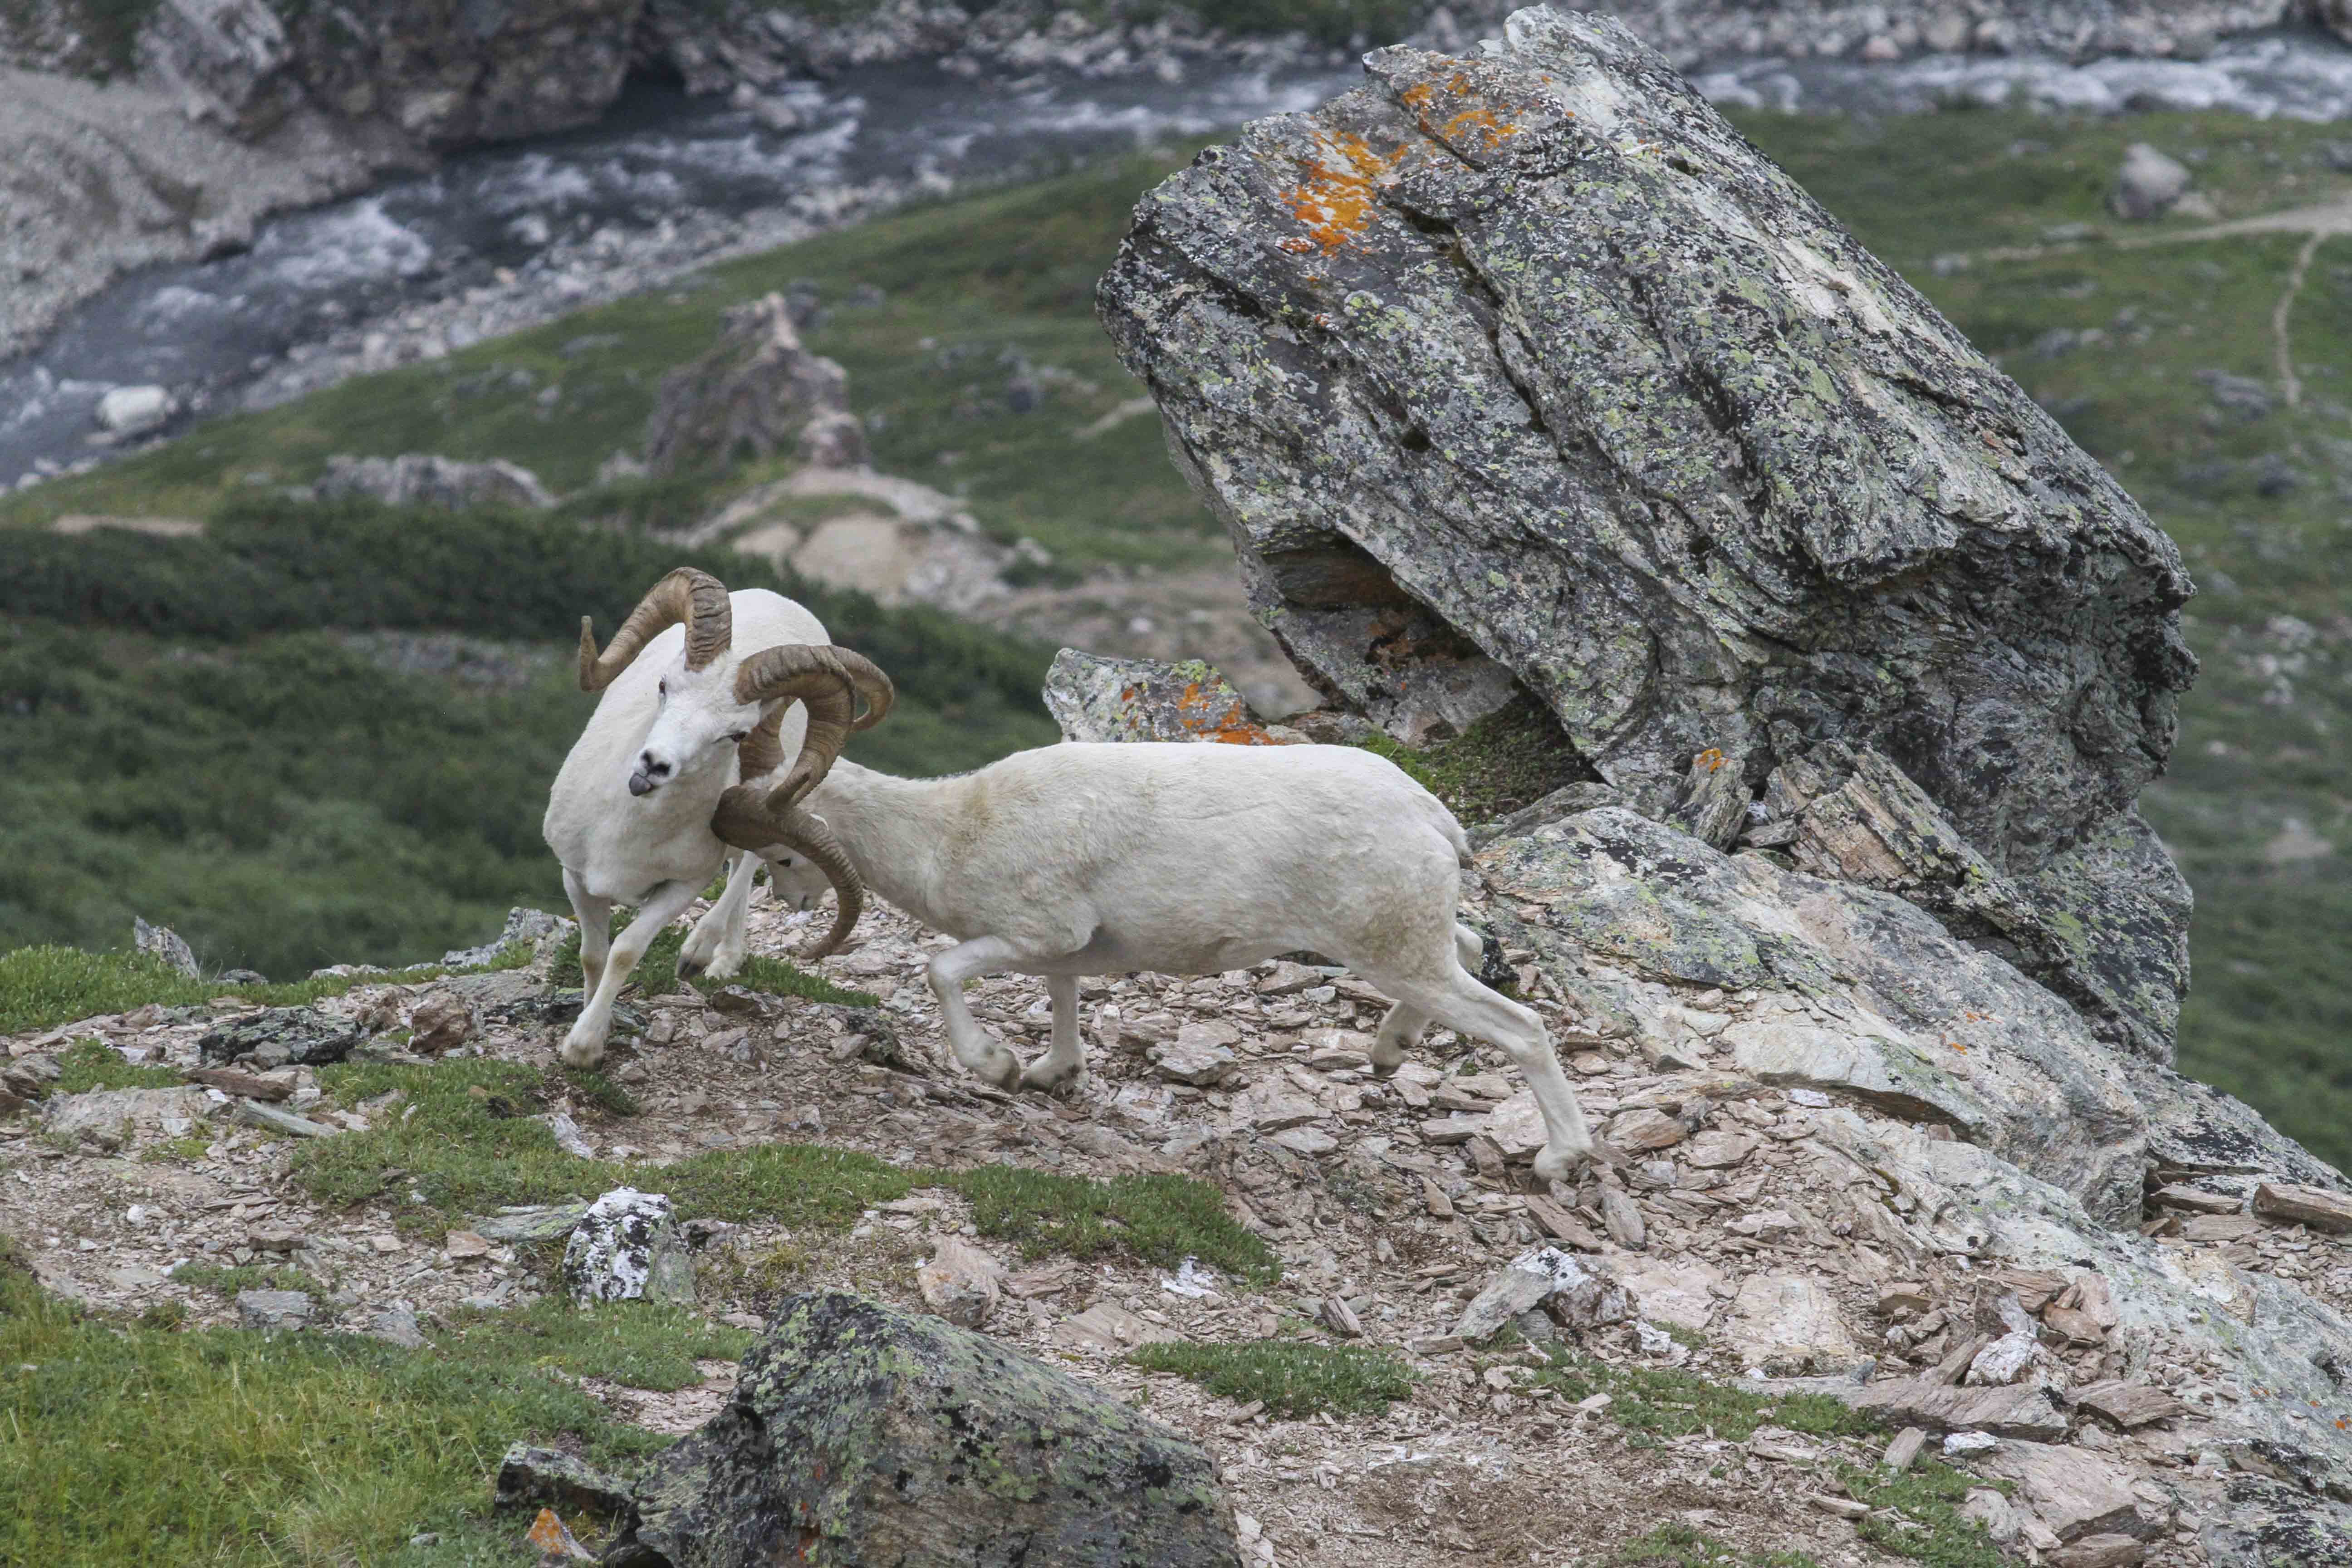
4,114,2350,1160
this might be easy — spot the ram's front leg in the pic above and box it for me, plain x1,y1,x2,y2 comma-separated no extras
925,936,1024,1090
679,850,758,981
1018,973,1086,1093
563,879,700,1068
563,868,614,996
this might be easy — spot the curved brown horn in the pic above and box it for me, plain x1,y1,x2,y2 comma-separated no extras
732,645,895,806
709,786,865,960
576,568,735,692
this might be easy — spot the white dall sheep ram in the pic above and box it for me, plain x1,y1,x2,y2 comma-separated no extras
710,738,1600,1181
543,567,892,1067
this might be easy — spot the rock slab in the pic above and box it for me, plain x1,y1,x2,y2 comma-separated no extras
612,1289,1240,1568
562,1188,696,1307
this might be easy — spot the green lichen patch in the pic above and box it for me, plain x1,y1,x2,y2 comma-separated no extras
1130,1339,1417,1418
1352,693,1591,824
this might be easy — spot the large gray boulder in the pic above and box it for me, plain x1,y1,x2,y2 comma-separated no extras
316,453,554,511
1097,8,2196,1049
610,1289,1240,1568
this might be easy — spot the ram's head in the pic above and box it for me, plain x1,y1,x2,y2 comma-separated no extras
578,566,892,957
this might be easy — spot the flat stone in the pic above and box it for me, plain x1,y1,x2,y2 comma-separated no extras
1147,1030,1236,1087
1606,1107,1687,1152
236,1289,314,1333
2149,1184,2243,1215
370,1305,426,1348
2180,1213,2264,1243
1989,1442,2149,1543
234,1099,338,1139
2253,1181,2352,1233
44,1086,217,1150
2070,1381,2185,1431
1883,1427,1929,1473
915,1236,1003,1330
1599,1187,1647,1250
1268,1126,1338,1157
183,1067,290,1101
444,1230,492,1260
1054,1301,1182,1353
495,1444,634,1518
1727,1275,1858,1372
1615,1257,1724,1334
1682,1129,1758,1169
2048,1536,2146,1568
1846,1378,2072,1441
1480,1090,1548,1159
1523,1194,1604,1251
1417,1113,1487,1145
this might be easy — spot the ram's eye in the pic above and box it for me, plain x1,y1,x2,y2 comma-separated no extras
726,731,749,745
657,680,667,697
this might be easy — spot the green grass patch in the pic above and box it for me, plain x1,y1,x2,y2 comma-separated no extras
0,941,533,1038
291,1059,1268,1281
1129,1340,1416,1418
1352,694,1591,825
169,1262,324,1301
662,1142,916,1228
547,918,875,1008
1610,1523,1824,1568
51,1036,182,1093
1838,1460,2007,1568
558,1065,642,1119
447,1294,750,1393
1534,1352,1879,1446
0,1246,679,1567
951,1165,1279,1284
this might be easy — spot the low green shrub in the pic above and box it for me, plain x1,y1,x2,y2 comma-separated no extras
1129,1340,1416,1417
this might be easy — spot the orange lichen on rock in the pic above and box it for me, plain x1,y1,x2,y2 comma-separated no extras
1174,681,1288,745
1278,129,1401,252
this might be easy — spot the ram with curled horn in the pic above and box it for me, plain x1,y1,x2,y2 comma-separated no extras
541,566,893,1068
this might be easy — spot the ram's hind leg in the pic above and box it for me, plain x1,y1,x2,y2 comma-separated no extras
1019,973,1087,1093
679,850,757,981
1417,968,1594,1184
1369,1002,1428,1077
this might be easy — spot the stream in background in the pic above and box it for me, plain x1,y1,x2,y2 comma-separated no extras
13,29,2352,490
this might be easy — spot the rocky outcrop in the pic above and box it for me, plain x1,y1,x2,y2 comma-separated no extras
646,294,869,477
315,453,555,511
611,1289,1241,1567
1098,8,2197,1053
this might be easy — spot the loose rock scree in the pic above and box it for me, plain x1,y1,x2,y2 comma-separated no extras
542,567,892,1067
714,740,1601,1181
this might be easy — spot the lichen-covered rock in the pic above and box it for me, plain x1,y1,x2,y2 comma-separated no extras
1097,7,2195,1044
134,915,200,978
562,1188,696,1306
1479,807,2147,1222
198,1006,366,1068
1043,650,1300,745
1762,742,2188,1060
611,1289,1240,1568
316,453,554,511
646,294,867,477
495,1443,635,1518
1454,1246,1627,1341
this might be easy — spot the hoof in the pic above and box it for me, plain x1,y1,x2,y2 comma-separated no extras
560,1033,607,1070
977,1052,1024,1092
1367,1050,1404,1079
675,954,706,980
1019,1061,1084,1095
1532,1144,1593,1186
